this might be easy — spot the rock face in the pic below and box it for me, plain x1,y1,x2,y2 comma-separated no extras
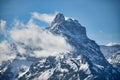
51,13,65,25
0,13,120,80
49,13,106,65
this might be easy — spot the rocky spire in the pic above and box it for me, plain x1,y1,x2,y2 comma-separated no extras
52,13,65,24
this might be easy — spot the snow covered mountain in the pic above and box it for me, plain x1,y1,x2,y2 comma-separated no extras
100,44,120,73
0,13,120,80
100,43,120,60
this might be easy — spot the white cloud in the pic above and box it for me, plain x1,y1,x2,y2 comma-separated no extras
0,40,16,64
32,12,57,24
105,42,120,46
0,19,6,33
13,19,26,29
10,20,73,57
0,12,73,63
31,12,69,24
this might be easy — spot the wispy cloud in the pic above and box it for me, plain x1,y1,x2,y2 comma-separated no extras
31,12,69,24
0,40,16,64
0,12,73,63
32,12,57,24
10,20,73,57
0,20,6,33
105,42,120,46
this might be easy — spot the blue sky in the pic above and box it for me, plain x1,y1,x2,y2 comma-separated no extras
0,0,120,45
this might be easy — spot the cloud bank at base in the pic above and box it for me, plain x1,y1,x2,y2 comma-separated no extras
0,12,73,63
0,40,16,64
10,20,73,57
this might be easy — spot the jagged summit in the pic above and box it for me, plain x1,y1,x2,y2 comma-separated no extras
51,13,80,26
52,13,65,24
50,13,87,41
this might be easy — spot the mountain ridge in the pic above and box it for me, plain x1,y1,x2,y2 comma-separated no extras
0,13,119,80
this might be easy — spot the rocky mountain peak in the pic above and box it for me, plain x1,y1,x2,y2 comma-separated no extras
1,13,120,80
52,13,65,24
49,13,87,42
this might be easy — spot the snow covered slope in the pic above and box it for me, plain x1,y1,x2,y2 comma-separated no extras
100,44,120,73
19,13,119,80
100,44,120,60
0,13,120,80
